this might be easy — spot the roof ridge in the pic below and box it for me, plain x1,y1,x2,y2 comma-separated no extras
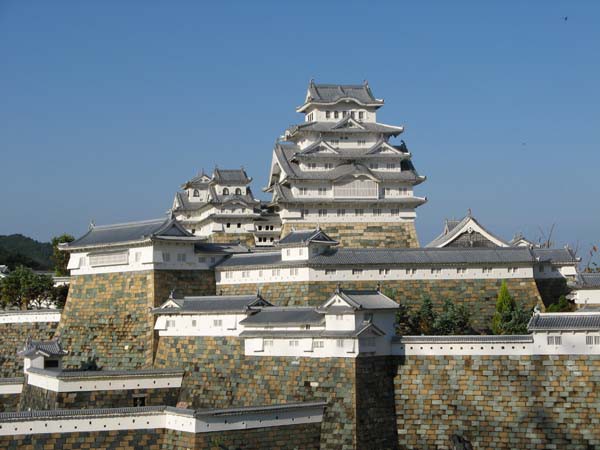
91,218,167,230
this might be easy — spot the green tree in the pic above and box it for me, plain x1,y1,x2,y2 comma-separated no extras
491,281,530,334
546,295,572,313
0,266,54,310
434,299,473,335
51,234,74,276
412,297,437,335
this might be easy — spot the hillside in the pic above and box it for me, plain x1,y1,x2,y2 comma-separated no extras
0,234,53,270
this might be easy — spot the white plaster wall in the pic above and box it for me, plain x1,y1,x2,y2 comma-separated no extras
0,405,324,436
155,313,246,337
0,311,61,324
217,265,534,286
245,337,358,358
394,331,600,356
0,383,22,395
26,372,183,393
572,288,600,305
68,242,217,275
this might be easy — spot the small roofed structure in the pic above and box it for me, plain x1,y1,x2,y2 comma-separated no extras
567,273,600,306
278,228,338,261
60,216,195,251
426,211,509,248
319,286,400,312
528,310,600,332
154,292,271,315
297,80,384,113
19,337,68,372
509,232,538,248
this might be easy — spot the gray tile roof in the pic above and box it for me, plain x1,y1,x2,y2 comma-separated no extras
426,214,508,248
572,272,600,289
216,247,536,270
193,401,327,418
395,335,534,344
531,248,579,264
213,168,251,185
331,289,399,310
0,377,24,385
0,406,168,422
278,228,337,246
286,120,402,137
240,307,324,327
273,144,424,185
308,247,534,267
300,82,384,109
18,338,68,358
240,328,367,339
527,312,600,331
154,294,271,314
64,217,193,249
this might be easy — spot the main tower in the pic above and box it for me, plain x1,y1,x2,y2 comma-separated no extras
265,81,426,248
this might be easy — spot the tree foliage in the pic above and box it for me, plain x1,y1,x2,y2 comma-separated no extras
491,281,530,335
0,234,53,270
546,295,573,313
51,234,74,276
0,266,55,310
389,289,474,336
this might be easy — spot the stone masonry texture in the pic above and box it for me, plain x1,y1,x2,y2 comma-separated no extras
153,335,357,450
0,393,20,413
281,222,420,248
208,231,256,247
18,383,179,411
0,429,164,450
0,321,58,378
394,355,600,449
218,278,543,330
55,270,214,370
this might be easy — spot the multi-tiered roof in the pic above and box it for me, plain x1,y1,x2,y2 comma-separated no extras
266,81,426,209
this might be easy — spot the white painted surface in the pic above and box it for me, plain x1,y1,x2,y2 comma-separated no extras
245,337,358,358
0,383,22,395
571,288,600,305
216,265,534,285
68,241,218,275
395,331,600,356
0,311,61,324
25,372,183,393
155,313,247,337
0,404,325,436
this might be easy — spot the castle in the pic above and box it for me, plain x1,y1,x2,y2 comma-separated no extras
0,82,598,450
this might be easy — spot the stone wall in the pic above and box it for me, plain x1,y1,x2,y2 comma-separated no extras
535,278,571,307
18,383,179,411
355,357,400,450
0,429,164,450
395,355,600,449
0,393,20,413
194,423,322,449
281,222,420,248
218,278,543,330
55,270,214,370
153,336,356,450
0,321,58,377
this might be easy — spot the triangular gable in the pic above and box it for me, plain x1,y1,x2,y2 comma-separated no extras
155,219,194,238
332,116,366,130
160,299,183,309
321,292,359,310
248,296,273,308
356,323,385,337
297,140,340,156
426,214,508,248
332,165,379,183
366,141,405,155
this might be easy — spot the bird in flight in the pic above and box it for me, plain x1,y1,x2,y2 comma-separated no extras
564,16,568,21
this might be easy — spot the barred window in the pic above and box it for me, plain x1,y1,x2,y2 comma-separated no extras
547,336,561,345
89,251,129,267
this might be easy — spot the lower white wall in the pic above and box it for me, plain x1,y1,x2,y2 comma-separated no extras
0,311,61,324
0,404,325,436
26,372,183,393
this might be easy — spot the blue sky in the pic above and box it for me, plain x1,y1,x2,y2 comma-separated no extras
1,1,598,259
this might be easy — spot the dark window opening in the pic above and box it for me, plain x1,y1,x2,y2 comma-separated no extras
44,359,59,369
133,396,146,407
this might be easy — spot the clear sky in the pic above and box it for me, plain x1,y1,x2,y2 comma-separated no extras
1,1,598,259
